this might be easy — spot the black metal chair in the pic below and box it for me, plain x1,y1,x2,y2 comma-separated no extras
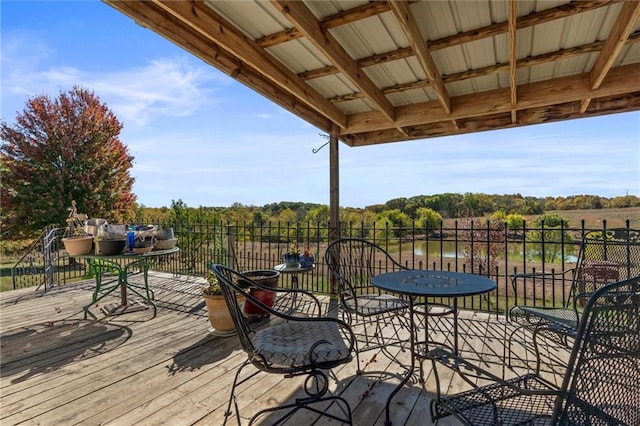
324,238,411,360
428,275,640,425
508,229,640,360
211,264,356,426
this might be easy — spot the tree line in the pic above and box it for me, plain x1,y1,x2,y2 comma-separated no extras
140,193,639,225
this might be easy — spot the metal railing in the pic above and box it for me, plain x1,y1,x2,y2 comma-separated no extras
10,219,639,316
10,225,66,291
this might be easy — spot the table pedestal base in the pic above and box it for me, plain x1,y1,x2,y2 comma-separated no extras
101,300,149,316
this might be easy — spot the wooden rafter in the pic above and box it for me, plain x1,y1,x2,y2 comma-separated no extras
581,1,640,112
256,1,395,48
508,0,517,123
299,31,640,83
270,0,396,123
388,1,450,114
325,32,640,104
151,0,347,129
257,0,617,52
266,0,620,83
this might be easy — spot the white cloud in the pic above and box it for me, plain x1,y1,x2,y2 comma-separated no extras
1,32,226,127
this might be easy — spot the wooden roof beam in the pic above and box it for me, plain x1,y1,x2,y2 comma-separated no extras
431,0,620,51
271,0,396,125
151,0,347,129
581,1,640,112
347,92,640,146
343,63,640,134
388,1,450,114
257,1,395,48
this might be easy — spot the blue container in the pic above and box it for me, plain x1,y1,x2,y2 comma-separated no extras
127,231,135,251
283,252,300,266
299,255,314,268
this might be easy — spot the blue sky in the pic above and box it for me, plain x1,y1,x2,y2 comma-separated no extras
2,1,639,209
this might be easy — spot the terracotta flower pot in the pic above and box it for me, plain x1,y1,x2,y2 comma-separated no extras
202,292,243,337
62,236,94,256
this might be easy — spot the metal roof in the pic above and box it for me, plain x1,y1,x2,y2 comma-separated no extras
105,0,640,147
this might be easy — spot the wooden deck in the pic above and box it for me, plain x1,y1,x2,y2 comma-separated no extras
0,272,569,425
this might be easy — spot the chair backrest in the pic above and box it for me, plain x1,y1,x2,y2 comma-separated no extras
211,264,258,355
554,275,640,425
324,238,406,305
570,229,640,303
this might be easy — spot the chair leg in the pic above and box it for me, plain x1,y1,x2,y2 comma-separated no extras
228,367,352,425
531,327,545,375
506,323,525,367
248,394,352,425
507,307,543,370
224,360,251,426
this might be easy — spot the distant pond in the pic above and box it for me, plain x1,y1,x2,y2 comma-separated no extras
400,241,578,263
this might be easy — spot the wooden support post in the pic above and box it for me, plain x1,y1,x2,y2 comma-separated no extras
329,125,340,297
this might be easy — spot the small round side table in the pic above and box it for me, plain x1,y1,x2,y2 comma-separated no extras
273,263,315,288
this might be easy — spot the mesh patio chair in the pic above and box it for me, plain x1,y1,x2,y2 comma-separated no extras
428,275,640,426
508,229,640,361
211,264,356,426
324,238,454,369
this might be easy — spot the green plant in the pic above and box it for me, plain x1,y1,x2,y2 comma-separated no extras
288,243,300,255
204,272,222,295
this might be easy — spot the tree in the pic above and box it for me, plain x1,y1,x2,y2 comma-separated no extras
376,209,411,238
416,207,442,231
305,205,329,224
505,213,526,230
1,86,136,237
491,211,527,230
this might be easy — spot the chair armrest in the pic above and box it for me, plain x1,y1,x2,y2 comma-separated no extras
509,268,575,294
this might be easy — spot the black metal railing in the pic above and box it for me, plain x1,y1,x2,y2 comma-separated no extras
11,219,639,316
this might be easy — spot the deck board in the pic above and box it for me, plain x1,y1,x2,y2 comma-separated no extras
1,272,568,425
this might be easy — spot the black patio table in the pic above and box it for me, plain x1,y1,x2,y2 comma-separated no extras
371,269,497,426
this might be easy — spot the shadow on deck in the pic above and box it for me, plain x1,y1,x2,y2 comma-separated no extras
0,272,569,425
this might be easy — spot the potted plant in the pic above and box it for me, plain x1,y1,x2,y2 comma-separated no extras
202,272,241,337
61,201,94,256
238,269,280,317
282,243,300,266
299,248,315,268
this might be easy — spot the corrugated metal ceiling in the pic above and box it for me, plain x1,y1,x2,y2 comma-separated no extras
104,0,640,146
